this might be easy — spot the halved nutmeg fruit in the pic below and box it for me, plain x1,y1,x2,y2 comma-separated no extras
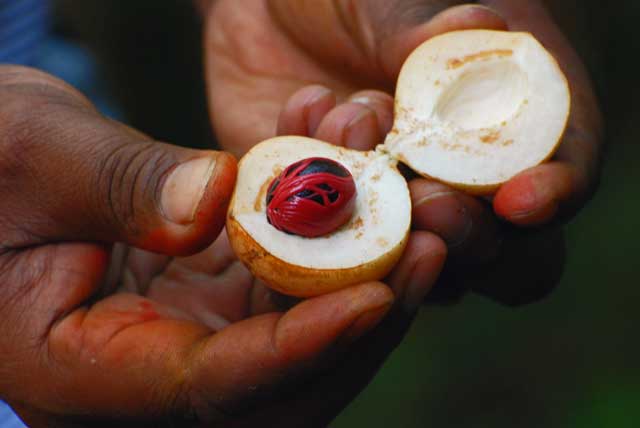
227,30,571,297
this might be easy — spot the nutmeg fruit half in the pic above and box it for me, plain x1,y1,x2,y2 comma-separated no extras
386,30,570,194
228,30,570,297
227,138,411,297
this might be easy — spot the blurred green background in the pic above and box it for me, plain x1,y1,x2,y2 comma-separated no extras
53,1,639,427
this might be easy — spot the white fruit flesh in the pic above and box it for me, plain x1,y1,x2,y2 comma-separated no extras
385,30,570,193
230,137,411,270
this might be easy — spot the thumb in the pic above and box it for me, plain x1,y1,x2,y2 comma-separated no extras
0,66,236,255
377,4,508,79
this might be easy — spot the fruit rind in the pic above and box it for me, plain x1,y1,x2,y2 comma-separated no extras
227,213,408,297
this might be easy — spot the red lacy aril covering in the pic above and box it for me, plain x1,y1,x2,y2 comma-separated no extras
266,157,357,238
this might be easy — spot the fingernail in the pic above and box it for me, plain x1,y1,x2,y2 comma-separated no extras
448,4,505,22
351,94,394,135
161,156,216,225
306,87,334,136
344,109,379,150
470,4,505,20
414,191,473,248
350,96,372,106
340,303,391,344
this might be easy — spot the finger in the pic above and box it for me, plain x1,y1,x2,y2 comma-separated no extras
314,102,381,150
386,230,447,314
248,279,297,315
221,301,416,428
406,178,503,304
348,90,394,136
277,85,336,136
0,66,237,256
158,231,238,277
188,282,393,419
24,282,393,424
409,179,501,263
144,233,293,326
146,259,254,330
494,161,580,225
379,4,508,79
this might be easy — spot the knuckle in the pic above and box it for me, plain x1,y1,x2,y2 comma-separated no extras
0,91,84,172
0,68,95,162
94,141,176,236
0,65,93,109
0,96,49,202
0,94,42,150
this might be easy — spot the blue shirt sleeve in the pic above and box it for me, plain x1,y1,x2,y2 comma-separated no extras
0,402,26,428
0,0,51,65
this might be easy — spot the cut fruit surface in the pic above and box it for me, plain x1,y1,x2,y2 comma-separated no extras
227,137,411,297
385,30,571,193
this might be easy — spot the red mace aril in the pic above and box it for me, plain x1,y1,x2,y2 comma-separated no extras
266,157,357,238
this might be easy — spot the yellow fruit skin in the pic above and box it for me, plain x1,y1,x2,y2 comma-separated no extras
226,213,408,298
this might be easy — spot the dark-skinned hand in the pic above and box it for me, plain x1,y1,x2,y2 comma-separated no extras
202,0,604,305
0,66,446,427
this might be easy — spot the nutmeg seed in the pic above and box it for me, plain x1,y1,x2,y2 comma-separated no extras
265,157,357,238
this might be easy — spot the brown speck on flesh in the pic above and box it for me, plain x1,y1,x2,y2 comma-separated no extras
371,173,382,182
355,231,364,240
349,216,364,230
368,190,380,224
376,237,389,248
368,190,379,207
447,49,513,69
435,80,441,86
372,213,379,225
441,142,464,152
480,130,500,144
502,139,514,147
